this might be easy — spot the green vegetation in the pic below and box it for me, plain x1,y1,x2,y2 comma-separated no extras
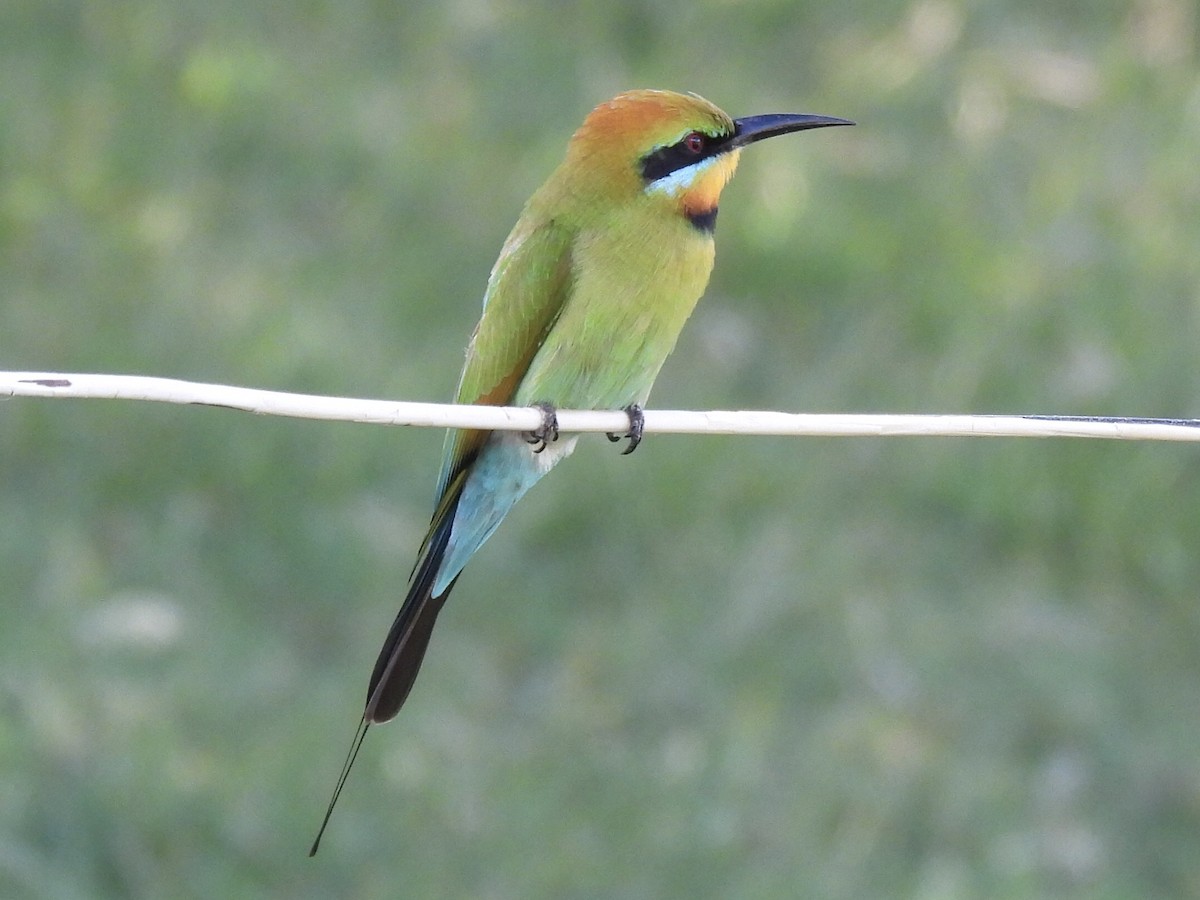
3,1,1199,896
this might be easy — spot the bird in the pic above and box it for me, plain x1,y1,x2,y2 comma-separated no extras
309,89,851,854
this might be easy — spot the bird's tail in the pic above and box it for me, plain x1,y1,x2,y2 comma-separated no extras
309,480,465,856
364,483,463,724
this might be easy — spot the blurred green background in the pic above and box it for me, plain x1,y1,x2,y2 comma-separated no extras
3,0,1199,896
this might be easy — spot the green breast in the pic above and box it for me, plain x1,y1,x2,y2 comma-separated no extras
514,208,716,410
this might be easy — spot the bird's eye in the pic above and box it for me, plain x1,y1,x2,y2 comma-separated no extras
683,132,705,154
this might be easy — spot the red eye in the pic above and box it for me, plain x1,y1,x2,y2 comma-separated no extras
684,132,705,154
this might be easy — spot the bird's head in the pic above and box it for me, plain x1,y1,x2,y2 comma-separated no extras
557,89,852,231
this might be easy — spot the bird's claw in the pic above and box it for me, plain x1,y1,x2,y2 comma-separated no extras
526,402,559,454
606,404,644,455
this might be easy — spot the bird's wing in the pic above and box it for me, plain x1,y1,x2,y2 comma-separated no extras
366,219,574,722
433,215,575,501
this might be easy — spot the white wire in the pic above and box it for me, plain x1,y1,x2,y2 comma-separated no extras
3,371,1199,442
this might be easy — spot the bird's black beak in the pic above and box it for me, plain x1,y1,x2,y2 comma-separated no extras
729,113,854,149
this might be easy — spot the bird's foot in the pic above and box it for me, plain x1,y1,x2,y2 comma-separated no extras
525,402,559,454
606,404,644,455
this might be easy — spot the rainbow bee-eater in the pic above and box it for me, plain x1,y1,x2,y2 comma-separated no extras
310,89,850,853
